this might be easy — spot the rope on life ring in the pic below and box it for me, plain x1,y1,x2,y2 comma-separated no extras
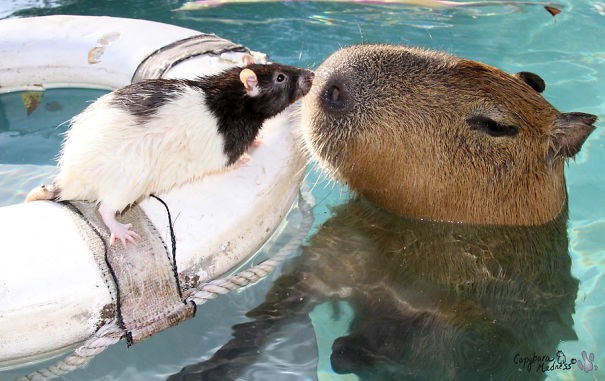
16,192,314,381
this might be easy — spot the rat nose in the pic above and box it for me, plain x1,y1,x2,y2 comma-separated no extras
298,71,315,96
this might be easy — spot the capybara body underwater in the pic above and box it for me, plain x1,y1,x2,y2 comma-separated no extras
169,44,597,381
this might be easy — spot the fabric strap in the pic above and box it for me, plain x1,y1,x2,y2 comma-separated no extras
64,201,195,346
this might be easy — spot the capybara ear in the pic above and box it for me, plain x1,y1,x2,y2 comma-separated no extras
549,112,597,159
515,71,546,93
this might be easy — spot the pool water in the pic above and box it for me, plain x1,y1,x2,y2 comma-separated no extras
1,1,604,380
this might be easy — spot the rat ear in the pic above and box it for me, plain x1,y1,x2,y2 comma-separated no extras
240,68,260,97
549,112,597,160
515,71,546,93
241,54,255,66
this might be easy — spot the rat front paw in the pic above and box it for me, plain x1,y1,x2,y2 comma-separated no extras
252,136,263,147
234,153,252,169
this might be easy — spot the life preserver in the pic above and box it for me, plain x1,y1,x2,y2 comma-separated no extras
0,15,306,369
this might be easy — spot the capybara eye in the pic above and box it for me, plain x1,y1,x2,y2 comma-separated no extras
466,115,519,137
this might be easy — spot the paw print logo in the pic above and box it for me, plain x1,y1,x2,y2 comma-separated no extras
577,351,598,373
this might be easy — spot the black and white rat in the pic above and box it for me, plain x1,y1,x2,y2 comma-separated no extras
26,58,314,247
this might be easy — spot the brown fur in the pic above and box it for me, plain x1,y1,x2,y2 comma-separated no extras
302,44,596,225
171,199,578,380
169,45,588,380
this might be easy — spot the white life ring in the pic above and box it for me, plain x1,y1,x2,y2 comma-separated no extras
0,15,306,369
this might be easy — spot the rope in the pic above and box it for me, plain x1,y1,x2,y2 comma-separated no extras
184,192,313,305
150,194,183,299
15,192,314,380
15,322,123,381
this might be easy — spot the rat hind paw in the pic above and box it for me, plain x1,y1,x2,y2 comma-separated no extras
99,202,140,248
109,222,141,248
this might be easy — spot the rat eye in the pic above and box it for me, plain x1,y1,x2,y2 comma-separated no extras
276,73,286,83
467,115,519,137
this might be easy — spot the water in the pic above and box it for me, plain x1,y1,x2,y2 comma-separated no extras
1,1,604,380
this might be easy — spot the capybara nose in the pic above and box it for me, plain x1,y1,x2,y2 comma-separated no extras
321,80,347,111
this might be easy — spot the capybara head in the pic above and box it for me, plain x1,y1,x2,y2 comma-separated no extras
302,44,597,225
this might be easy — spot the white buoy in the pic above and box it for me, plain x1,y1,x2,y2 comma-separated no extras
0,15,306,369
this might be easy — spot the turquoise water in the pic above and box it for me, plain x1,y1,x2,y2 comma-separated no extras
1,1,604,380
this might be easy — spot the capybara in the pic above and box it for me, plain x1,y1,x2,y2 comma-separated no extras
302,44,596,225
170,44,596,381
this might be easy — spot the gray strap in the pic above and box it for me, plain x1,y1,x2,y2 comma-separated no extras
132,33,250,82
65,201,195,345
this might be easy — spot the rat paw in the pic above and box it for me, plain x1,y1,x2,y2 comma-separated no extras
234,153,252,169
99,203,140,248
252,136,263,147
109,223,140,248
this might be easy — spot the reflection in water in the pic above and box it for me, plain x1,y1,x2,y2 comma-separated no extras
170,198,578,380
0,89,106,205
0,88,106,166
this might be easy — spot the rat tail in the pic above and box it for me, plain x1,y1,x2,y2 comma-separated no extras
25,182,60,203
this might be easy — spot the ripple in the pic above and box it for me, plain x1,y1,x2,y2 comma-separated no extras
0,164,57,206
0,0,61,19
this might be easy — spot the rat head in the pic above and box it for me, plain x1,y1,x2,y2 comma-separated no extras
240,63,314,118
302,44,597,225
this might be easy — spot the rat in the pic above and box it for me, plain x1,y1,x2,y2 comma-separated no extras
25,57,314,247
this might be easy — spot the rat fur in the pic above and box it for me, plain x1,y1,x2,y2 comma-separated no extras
26,61,314,246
